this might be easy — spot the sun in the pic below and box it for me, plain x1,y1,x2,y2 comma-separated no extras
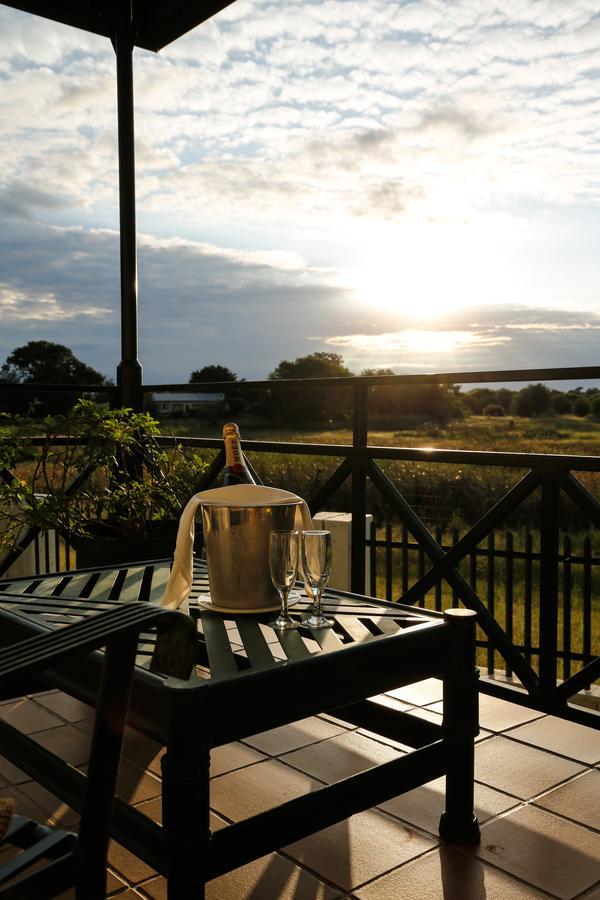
352,221,501,321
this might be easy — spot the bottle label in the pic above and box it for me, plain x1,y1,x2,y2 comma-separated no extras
222,424,255,485
224,435,244,469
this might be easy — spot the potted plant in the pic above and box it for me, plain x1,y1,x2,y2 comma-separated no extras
0,399,207,568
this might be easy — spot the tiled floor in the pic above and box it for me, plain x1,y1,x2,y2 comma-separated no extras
0,682,598,899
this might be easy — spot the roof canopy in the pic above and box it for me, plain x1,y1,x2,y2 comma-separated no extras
2,0,237,51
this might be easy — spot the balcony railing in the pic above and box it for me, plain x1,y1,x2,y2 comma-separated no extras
1,364,599,729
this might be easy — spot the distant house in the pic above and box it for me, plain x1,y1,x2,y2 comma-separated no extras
154,392,226,417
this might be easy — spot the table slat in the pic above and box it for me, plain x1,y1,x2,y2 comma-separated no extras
236,620,278,670
275,628,313,661
335,617,378,644
201,614,239,677
54,573,97,599
117,567,147,603
306,625,345,652
88,570,122,602
148,565,171,605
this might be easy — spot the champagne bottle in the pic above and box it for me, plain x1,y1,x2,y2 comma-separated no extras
222,423,255,486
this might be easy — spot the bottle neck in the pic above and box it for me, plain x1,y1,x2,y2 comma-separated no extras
224,433,244,470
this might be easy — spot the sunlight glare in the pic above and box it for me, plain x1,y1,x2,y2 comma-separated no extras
353,222,502,321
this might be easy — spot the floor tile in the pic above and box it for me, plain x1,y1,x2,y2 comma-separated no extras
0,754,30,784
400,705,492,743
106,870,128,895
508,716,600,765
134,796,162,826
115,760,162,805
210,758,322,822
34,692,95,723
429,694,545,732
242,716,347,756
354,844,547,898
284,808,436,892
476,804,600,898
140,852,339,900
210,742,266,777
475,736,584,799
0,784,48,824
18,781,79,827
32,724,92,766
55,884,136,900
379,776,519,835
281,730,402,783
108,839,157,885
207,852,339,900
387,678,444,706
534,769,600,831
124,741,164,777
0,698,63,734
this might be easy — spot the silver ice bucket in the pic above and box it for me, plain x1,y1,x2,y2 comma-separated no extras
199,485,311,610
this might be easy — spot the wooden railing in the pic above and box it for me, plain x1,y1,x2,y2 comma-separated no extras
1,364,599,727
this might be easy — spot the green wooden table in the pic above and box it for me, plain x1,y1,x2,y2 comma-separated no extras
0,557,480,899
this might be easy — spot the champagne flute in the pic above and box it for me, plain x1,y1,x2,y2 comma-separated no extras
269,530,300,630
302,530,333,628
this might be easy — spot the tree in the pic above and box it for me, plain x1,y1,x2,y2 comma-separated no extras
2,341,107,386
483,404,505,417
463,388,497,415
573,397,590,417
552,392,572,415
496,389,513,413
189,365,237,383
267,352,353,423
269,352,353,381
0,341,109,415
512,383,552,418
592,397,600,418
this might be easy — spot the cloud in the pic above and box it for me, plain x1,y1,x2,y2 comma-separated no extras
326,329,511,353
0,179,80,218
1,2,600,386
0,284,110,321
319,304,600,375
3,0,600,233
0,219,354,380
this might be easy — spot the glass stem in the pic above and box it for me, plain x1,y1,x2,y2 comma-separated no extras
281,588,290,617
314,587,322,618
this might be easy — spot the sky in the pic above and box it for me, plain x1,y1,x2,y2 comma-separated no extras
1,0,600,384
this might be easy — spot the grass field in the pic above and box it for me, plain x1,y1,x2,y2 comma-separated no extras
164,413,600,533
161,411,600,455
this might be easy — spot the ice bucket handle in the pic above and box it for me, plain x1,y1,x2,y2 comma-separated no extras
161,485,313,611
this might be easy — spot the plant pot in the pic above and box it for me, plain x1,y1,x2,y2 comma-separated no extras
70,521,201,569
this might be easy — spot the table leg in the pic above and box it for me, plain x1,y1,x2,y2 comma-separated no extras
439,608,481,844
162,690,211,899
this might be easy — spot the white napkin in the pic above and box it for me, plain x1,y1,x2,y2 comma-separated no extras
161,485,313,611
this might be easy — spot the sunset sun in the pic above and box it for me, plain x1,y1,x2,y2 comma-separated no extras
353,222,502,322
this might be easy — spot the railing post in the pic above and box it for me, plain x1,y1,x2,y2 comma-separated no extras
113,2,143,412
439,608,480,844
162,686,210,900
539,476,560,696
350,383,367,594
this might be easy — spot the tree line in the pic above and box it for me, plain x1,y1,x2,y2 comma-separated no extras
2,342,600,424
188,352,600,425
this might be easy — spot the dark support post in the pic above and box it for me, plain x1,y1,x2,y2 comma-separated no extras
76,636,138,900
162,688,210,900
539,476,560,697
351,383,368,593
439,608,481,843
113,3,143,411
